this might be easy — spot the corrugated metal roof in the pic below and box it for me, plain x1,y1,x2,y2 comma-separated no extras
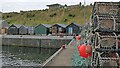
56,24,67,28
9,24,21,28
42,24,52,28
67,22,82,27
72,22,81,27
14,24,22,28
35,24,52,28
19,25,29,28
0,20,9,28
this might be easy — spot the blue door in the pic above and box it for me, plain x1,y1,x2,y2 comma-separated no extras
68,27,73,35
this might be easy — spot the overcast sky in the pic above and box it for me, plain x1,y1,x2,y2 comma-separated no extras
0,0,119,13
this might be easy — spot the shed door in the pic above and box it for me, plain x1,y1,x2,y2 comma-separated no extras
68,27,73,34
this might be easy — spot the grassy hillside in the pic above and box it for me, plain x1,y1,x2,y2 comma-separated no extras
2,5,92,26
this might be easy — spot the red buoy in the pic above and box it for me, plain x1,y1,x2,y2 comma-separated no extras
62,44,67,49
78,44,89,58
77,35,81,41
88,51,92,57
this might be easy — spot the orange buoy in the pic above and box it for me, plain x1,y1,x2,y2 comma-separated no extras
78,44,89,58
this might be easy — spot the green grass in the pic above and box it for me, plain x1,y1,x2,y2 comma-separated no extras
2,5,92,26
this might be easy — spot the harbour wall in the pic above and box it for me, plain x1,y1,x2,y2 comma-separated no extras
2,35,73,48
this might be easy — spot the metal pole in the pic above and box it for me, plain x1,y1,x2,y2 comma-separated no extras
83,0,89,67
84,0,86,25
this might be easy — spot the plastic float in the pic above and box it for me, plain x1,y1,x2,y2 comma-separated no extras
78,44,92,58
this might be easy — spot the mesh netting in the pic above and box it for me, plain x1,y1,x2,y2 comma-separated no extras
72,31,91,67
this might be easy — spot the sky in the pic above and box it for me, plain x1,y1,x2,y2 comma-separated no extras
0,0,119,13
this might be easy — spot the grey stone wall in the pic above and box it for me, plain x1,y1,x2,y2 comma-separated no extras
2,38,71,48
